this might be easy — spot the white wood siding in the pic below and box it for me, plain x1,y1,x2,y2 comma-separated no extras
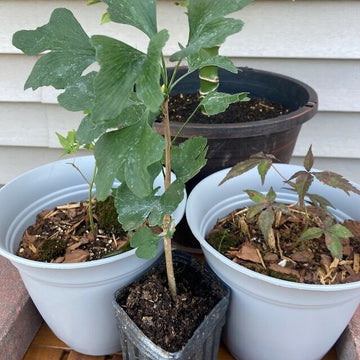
0,0,359,183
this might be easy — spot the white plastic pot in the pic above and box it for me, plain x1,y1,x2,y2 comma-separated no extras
0,156,186,356
186,164,360,360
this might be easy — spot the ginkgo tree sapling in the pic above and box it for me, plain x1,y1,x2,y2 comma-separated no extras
12,0,252,298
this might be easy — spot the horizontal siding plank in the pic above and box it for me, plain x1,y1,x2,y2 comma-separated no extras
0,0,358,186
1,1,359,59
0,103,358,159
0,102,82,147
2,55,359,113
294,111,360,159
0,146,90,184
0,55,41,102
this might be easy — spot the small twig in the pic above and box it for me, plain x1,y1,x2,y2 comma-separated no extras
256,249,266,269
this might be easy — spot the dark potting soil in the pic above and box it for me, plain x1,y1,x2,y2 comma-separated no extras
117,261,220,353
166,93,290,124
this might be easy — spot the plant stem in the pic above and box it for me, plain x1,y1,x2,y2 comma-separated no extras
172,102,202,144
162,96,177,299
70,162,97,235
199,46,220,98
87,163,97,235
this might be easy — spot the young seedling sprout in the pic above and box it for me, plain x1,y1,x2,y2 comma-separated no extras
220,146,360,259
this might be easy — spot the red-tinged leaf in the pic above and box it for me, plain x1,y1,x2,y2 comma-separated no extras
257,160,272,185
266,187,277,202
247,203,266,219
295,172,314,207
273,202,292,215
327,224,354,239
313,171,360,196
303,145,314,172
324,233,343,260
219,158,262,185
288,170,309,181
258,208,275,242
307,193,334,209
245,189,267,203
219,152,276,186
298,227,323,241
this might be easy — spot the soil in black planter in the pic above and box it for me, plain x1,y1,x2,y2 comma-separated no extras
116,261,220,352
166,93,290,124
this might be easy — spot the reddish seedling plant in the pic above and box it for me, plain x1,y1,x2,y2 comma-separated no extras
209,146,360,284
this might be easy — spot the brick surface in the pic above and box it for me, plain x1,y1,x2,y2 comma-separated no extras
0,256,42,360
337,305,360,360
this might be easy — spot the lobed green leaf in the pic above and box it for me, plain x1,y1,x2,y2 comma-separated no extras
171,137,208,183
266,187,277,202
200,92,249,116
257,160,272,185
306,193,334,209
130,227,161,259
103,0,158,37
90,35,145,122
170,0,252,61
58,72,96,112
114,180,184,231
136,30,169,112
187,51,237,73
94,120,165,200
12,8,96,90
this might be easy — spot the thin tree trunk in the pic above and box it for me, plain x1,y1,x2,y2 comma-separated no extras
162,96,177,298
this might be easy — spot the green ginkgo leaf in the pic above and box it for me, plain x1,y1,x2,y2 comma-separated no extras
103,0,157,38
170,0,252,61
12,8,96,90
200,92,249,116
58,71,97,111
94,119,165,200
115,180,184,231
130,227,161,259
171,137,208,183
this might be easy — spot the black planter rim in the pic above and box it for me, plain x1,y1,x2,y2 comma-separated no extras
156,66,318,139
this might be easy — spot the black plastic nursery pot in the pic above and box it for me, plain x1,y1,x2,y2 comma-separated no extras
113,250,230,360
154,67,318,189
154,67,318,251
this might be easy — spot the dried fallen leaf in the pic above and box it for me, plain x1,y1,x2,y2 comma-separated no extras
290,249,314,263
268,263,300,280
63,249,90,263
234,242,262,264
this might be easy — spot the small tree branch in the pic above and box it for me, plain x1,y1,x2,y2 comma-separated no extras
162,96,177,298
